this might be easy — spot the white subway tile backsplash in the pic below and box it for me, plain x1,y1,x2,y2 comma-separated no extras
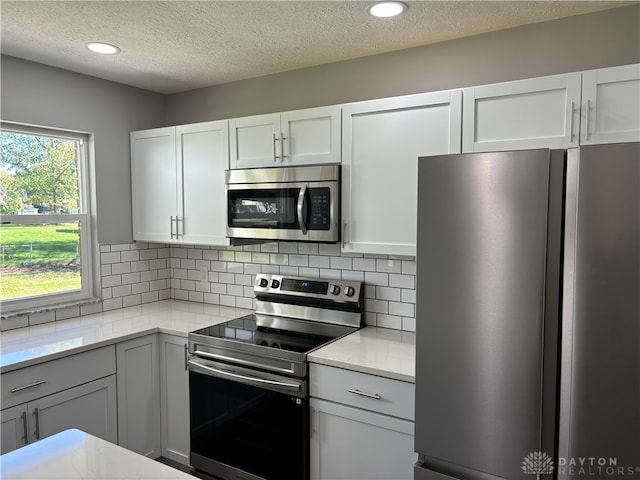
365,272,389,286
353,257,376,271
309,256,330,268
122,272,141,285
289,255,309,267
330,256,352,270
203,249,219,261
376,286,401,302
12,241,417,332
103,297,123,311
298,243,319,255
376,259,402,273
389,301,414,317
389,273,414,289
121,250,140,262
112,262,131,275
377,314,402,330
100,252,121,264
280,266,299,276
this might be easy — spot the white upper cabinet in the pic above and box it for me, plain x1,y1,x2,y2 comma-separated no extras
462,73,582,152
131,127,178,241
229,105,341,168
580,63,640,145
131,121,229,245
341,90,462,256
177,122,229,245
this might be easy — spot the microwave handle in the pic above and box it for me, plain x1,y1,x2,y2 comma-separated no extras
297,184,308,235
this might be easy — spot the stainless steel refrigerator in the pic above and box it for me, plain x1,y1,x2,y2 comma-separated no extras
414,143,639,480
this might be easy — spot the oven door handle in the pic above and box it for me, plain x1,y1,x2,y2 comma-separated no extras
188,359,302,393
297,183,308,235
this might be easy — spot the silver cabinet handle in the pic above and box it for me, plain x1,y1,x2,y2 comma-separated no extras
170,216,176,239
342,222,347,248
569,101,575,143
10,380,47,393
585,99,592,141
281,133,288,159
21,411,28,444
176,217,183,239
348,388,381,400
184,344,188,371
33,408,40,440
297,183,308,235
273,133,279,162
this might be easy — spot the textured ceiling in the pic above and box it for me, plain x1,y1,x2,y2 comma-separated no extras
0,1,633,94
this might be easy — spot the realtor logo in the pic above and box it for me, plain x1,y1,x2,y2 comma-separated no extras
522,451,555,475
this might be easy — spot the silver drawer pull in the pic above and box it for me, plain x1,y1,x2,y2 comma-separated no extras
11,380,47,393
348,388,381,400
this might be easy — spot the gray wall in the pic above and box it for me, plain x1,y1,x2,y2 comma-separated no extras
166,4,640,124
0,55,165,244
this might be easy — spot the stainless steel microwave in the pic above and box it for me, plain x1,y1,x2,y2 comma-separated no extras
225,165,340,243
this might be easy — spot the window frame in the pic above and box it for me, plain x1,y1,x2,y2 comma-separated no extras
0,122,100,314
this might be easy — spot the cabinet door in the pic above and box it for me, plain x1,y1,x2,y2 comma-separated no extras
116,335,160,457
229,113,280,169
1,405,28,454
462,73,581,152
177,121,230,245
580,64,640,144
159,334,190,466
342,90,462,256
29,376,117,445
281,105,341,166
131,127,178,242
310,398,416,480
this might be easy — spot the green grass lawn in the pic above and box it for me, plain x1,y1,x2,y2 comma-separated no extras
0,269,81,300
0,223,79,266
0,223,81,300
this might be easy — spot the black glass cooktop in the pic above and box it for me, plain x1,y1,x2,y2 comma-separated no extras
191,314,339,354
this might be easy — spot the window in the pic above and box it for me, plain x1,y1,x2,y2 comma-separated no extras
0,123,98,313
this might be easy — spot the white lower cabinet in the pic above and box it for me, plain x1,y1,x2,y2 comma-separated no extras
159,334,190,465
309,364,417,480
116,334,161,458
0,346,117,454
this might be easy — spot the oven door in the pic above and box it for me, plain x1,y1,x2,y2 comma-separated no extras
188,357,309,480
226,181,339,243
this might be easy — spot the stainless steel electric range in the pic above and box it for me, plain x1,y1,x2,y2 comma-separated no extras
188,274,363,480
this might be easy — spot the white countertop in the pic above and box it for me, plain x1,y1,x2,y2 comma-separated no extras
309,326,416,383
0,300,249,373
0,429,195,479
1,300,416,382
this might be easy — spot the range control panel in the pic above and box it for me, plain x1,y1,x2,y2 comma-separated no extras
254,274,361,303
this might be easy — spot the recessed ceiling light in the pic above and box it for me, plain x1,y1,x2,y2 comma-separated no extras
86,42,121,55
368,1,407,18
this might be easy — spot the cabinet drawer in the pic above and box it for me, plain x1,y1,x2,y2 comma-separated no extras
1,346,116,409
310,364,415,421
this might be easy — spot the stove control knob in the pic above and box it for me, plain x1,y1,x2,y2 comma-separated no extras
271,279,281,289
258,278,269,288
330,284,341,295
344,286,356,297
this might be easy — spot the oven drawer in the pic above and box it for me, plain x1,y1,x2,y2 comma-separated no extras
309,363,415,421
